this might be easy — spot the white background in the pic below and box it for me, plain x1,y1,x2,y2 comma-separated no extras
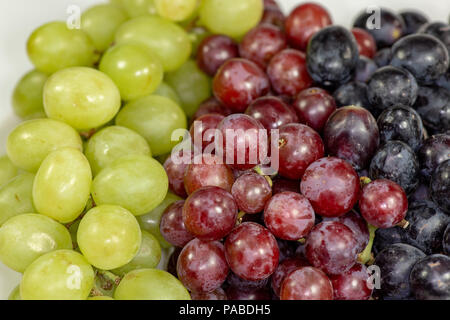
0,0,448,299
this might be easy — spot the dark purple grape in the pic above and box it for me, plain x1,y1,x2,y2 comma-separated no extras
367,66,419,111
323,106,380,170
333,81,375,114
410,254,450,300
231,172,272,214
353,8,405,48
226,286,271,300
374,243,426,300
373,48,392,67
197,35,239,76
436,69,450,91
276,239,299,262
306,26,359,87
419,22,450,52
431,160,450,214
390,34,449,85
403,201,449,254
226,272,268,291
329,264,373,300
409,182,431,203
443,224,450,255
377,105,425,152
369,141,420,194
400,10,429,35
413,86,450,134
373,227,406,256
354,56,378,83
418,134,450,180
167,247,182,277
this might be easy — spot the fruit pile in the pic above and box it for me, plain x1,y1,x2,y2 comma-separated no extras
1,0,449,301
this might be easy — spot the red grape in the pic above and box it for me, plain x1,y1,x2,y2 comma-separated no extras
301,157,360,218
160,201,194,247
271,257,309,297
197,35,239,76
278,123,324,180
267,49,313,97
323,106,380,171
184,154,234,195
177,238,229,293
190,113,225,152
213,58,270,112
167,247,182,277
264,192,315,241
285,3,333,51
264,0,280,10
305,221,359,275
231,172,272,214
245,96,298,132
191,288,227,300
218,114,268,171
164,151,192,198
239,24,287,68
359,179,408,229
226,286,271,300
225,222,279,281
226,272,269,290
280,267,333,300
352,28,377,58
183,186,238,241
192,97,232,121
293,87,337,133
329,263,373,300
261,8,285,30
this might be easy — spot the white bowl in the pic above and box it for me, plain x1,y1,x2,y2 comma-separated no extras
0,0,448,300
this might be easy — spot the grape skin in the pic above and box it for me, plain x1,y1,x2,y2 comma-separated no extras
12,70,48,120
0,155,18,188
0,173,35,226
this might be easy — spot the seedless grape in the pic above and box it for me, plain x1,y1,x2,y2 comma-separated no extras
12,70,48,119
155,0,198,22
0,173,35,226
0,155,18,187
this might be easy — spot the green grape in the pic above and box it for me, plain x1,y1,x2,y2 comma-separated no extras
27,21,98,74
77,205,141,270
81,4,128,53
199,0,264,39
113,230,161,275
88,296,114,300
6,118,82,172
85,125,152,176
43,67,121,131
165,59,212,117
92,155,168,216
12,70,48,119
188,27,211,57
154,82,181,105
114,268,190,300
137,191,181,249
116,95,187,156
33,148,92,223
0,173,35,226
116,0,157,17
155,0,198,21
99,43,163,101
0,155,18,187
115,16,192,72
20,249,94,300
0,214,72,273
8,285,21,300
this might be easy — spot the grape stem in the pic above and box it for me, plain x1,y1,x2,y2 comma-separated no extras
357,224,378,265
236,211,246,225
253,166,274,187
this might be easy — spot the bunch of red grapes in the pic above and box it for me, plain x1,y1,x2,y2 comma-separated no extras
162,0,450,300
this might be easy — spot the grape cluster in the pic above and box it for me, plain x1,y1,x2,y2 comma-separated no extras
0,0,449,301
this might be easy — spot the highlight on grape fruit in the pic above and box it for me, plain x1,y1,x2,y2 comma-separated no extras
0,0,449,302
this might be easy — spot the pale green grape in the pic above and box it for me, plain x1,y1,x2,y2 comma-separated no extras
85,125,151,176
77,205,141,270
92,155,168,216
43,67,121,131
165,59,212,117
88,296,114,300
0,214,72,273
113,230,161,275
0,173,35,226
81,4,128,53
115,16,191,72
155,0,198,21
99,43,163,101
188,27,211,57
116,95,187,156
7,119,82,172
116,0,157,17
8,285,21,300
114,268,190,300
33,148,92,223
12,70,48,119
27,21,98,74
0,155,18,187
199,0,263,39
20,249,94,300
137,191,181,249
154,82,181,105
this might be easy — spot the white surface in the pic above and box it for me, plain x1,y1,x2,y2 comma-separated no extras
0,0,448,300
